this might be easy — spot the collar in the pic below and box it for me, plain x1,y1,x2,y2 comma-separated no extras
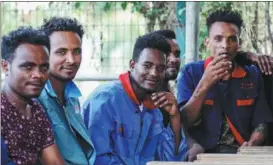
204,56,246,78
119,72,156,110
44,80,82,99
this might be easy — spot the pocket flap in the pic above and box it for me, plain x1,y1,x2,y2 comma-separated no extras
237,99,254,106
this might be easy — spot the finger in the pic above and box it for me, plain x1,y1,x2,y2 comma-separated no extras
214,61,232,70
262,56,271,75
153,95,168,107
209,55,229,66
159,100,170,108
258,56,266,74
241,141,248,147
265,56,273,75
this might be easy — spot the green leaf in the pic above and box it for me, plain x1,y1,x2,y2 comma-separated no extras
104,2,112,12
74,2,81,9
121,2,128,10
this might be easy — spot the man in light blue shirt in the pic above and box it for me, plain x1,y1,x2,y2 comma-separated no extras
83,33,187,165
37,17,96,165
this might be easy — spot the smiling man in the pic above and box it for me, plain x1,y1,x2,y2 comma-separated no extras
83,33,187,165
1,27,64,165
177,10,273,153
37,17,96,165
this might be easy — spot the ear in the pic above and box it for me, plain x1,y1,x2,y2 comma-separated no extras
204,37,210,47
1,59,10,76
238,38,242,50
129,59,135,71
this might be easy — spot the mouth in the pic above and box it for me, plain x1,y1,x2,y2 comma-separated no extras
145,79,158,85
62,67,77,72
28,83,44,89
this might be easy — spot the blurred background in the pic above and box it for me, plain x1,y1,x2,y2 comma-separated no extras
1,2,273,102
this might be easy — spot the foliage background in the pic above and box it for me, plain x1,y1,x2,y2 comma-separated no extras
1,2,273,100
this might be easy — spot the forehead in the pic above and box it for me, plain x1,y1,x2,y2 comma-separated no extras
167,39,179,50
49,31,81,49
209,22,239,37
13,43,49,63
138,48,166,64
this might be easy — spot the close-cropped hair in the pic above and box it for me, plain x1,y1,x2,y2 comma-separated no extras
206,9,243,33
132,33,171,62
151,29,176,40
1,26,49,62
40,16,84,39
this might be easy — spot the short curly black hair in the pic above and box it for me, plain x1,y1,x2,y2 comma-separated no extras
151,29,176,40
132,33,171,62
1,26,50,62
40,17,84,39
206,9,243,34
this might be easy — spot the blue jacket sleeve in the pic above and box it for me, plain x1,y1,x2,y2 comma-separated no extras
1,137,15,165
155,126,187,161
176,66,195,107
252,70,273,127
83,93,126,165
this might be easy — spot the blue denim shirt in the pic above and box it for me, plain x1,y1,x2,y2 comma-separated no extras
83,73,187,165
37,80,96,165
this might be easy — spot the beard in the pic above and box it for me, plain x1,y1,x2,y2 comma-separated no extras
129,75,159,94
49,71,75,82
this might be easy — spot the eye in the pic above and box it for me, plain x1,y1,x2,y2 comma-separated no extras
40,65,49,73
22,65,32,70
158,66,166,72
214,36,222,42
56,50,66,55
229,36,238,42
143,63,152,69
73,49,82,55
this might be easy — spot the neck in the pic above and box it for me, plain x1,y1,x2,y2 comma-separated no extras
3,83,29,109
49,76,67,104
160,79,170,92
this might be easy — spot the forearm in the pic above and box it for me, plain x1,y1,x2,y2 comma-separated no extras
180,80,210,126
249,123,268,146
170,112,182,154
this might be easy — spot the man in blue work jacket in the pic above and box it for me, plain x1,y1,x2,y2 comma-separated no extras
37,17,96,165
83,33,187,165
177,10,273,153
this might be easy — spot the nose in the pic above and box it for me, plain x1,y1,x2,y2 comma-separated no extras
168,54,180,64
149,67,158,77
66,52,76,64
31,69,42,79
221,38,230,49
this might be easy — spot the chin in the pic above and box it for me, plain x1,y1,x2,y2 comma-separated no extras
25,92,42,98
166,73,178,80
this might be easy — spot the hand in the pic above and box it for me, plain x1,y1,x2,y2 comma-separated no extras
248,52,273,75
185,143,204,162
151,92,178,116
201,55,233,89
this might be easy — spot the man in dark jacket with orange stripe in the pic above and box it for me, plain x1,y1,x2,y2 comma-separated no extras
177,10,273,153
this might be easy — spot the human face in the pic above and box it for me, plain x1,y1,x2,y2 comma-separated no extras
165,39,181,80
2,43,49,98
49,31,82,81
130,48,166,93
205,22,240,61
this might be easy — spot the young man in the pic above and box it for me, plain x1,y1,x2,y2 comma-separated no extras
151,30,204,161
83,33,187,165
1,27,64,165
177,10,273,153
37,17,96,165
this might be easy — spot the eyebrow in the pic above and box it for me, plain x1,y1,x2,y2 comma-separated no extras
19,61,49,67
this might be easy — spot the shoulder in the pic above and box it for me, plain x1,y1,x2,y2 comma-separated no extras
179,60,204,74
83,81,124,108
